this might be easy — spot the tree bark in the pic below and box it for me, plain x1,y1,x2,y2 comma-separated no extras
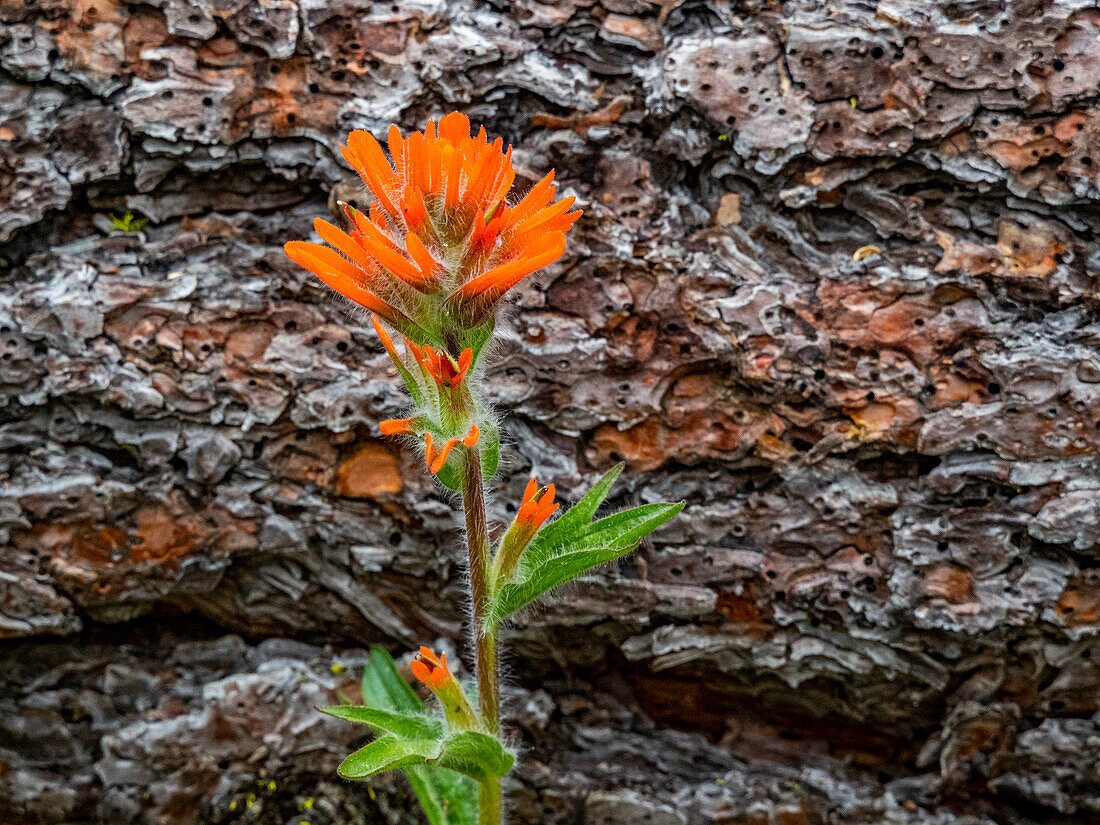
1,1,1099,824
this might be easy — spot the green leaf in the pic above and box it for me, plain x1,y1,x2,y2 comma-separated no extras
357,648,480,825
361,646,422,713
319,705,442,739
337,729,513,784
338,735,443,779
479,425,499,480
536,503,686,565
405,767,478,825
488,489,684,625
435,461,461,492
396,363,426,407
463,320,495,362
436,731,514,781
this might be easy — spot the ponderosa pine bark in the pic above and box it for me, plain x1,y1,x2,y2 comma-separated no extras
1,2,1099,824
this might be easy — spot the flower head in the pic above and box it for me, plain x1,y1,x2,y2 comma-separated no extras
410,646,480,730
285,112,581,341
516,477,559,532
492,477,558,583
410,646,451,690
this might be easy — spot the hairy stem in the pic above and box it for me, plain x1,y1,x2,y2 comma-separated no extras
462,447,502,823
478,778,502,825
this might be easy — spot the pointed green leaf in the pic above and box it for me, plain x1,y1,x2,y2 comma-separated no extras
337,730,513,784
463,320,495,362
319,705,442,739
436,731,515,781
489,500,684,624
396,363,426,407
491,546,632,623
562,502,687,557
358,648,479,825
338,735,443,780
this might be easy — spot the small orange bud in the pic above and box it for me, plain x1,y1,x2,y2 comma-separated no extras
412,647,451,690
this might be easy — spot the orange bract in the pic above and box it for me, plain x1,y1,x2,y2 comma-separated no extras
423,423,480,474
407,340,473,390
284,112,582,336
411,646,450,690
379,418,414,435
517,477,558,532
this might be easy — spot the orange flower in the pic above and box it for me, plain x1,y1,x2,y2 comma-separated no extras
516,477,558,533
285,112,581,336
410,646,450,690
406,340,473,390
493,477,558,582
409,646,480,730
423,423,480,474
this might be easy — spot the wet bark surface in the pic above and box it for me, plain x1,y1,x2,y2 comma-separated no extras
2,1,1099,823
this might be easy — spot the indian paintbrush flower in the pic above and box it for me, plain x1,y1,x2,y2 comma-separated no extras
492,478,558,583
297,115,682,825
411,646,480,730
285,111,581,349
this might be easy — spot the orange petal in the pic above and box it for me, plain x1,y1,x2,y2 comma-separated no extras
424,432,436,468
379,418,413,435
439,111,471,143
463,424,480,447
443,144,462,210
345,131,399,215
285,240,362,283
458,233,566,301
512,196,578,240
405,234,438,282
428,437,459,473
407,130,428,194
428,137,444,193
403,187,429,232
410,660,433,687
461,145,496,208
356,218,431,288
371,314,401,362
430,665,447,689
486,147,515,207
501,171,555,229
387,124,405,176
457,348,473,376
464,137,503,206
314,218,374,272
285,241,404,321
